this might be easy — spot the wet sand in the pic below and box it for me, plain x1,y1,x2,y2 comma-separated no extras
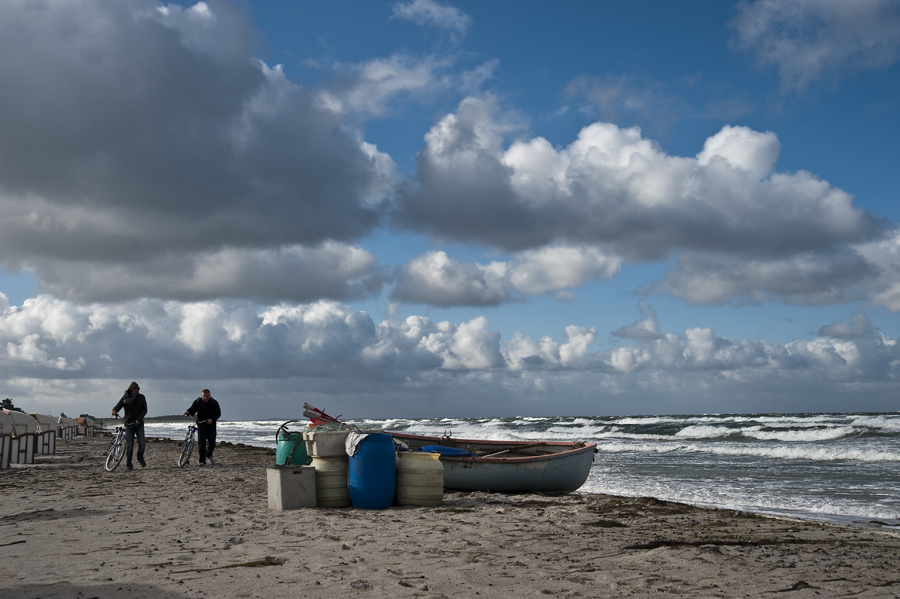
2,434,900,598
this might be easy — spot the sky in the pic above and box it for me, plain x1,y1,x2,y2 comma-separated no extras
1,0,900,421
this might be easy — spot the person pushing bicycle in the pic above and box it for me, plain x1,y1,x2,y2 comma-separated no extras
111,381,148,471
183,389,221,466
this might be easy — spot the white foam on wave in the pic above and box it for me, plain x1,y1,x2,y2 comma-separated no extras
597,439,900,463
529,426,591,441
597,441,691,453
545,424,611,438
543,417,601,429
582,469,900,522
710,443,900,462
376,418,415,430
750,414,836,427
850,414,900,431
675,425,737,439
612,416,678,426
350,417,418,430
609,413,855,429
595,431,675,443
746,426,854,442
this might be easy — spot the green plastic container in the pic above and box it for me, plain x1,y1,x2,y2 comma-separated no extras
276,432,311,466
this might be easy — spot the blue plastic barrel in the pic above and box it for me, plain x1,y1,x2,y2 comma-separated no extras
349,433,396,509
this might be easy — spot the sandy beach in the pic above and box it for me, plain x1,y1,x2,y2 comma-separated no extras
2,435,900,598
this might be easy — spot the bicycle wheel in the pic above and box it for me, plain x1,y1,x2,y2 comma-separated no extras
177,436,194,467
105,436,125,471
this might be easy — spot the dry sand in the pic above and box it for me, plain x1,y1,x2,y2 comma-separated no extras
2,434,900,598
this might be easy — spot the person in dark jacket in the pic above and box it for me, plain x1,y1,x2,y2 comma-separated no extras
183,389,222,466
111,381,148,471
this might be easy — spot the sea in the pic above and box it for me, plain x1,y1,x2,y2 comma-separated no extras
143,412,900,529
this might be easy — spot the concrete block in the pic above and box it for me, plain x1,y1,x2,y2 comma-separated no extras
267,466,317,510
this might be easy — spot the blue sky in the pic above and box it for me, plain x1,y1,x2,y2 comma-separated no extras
1,0,899,420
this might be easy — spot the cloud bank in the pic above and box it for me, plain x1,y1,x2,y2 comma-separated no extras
2,295,897,417
0,0,392,302
1,1,899,419
1,2,892,311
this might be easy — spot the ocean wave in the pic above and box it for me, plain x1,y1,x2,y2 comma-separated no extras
674,425,741,439
583,475,900,522
745,426,855,442
596,439,900,463
849,414,900,432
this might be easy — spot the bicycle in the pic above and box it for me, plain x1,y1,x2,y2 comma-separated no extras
176,418,198,468
105,419,126,471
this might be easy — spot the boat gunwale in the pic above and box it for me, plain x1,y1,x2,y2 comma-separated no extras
388,432,597,463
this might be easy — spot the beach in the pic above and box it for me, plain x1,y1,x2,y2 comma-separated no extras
2,435,900,598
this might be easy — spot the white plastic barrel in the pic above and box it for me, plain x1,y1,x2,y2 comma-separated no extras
395,451,444,506
304,430,351,457
311,455,351,508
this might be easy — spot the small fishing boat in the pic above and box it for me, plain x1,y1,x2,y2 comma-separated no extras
389,432,597,493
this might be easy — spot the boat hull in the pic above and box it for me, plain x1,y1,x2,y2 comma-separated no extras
388,432,597,493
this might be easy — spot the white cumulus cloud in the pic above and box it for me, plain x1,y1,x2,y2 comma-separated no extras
397,97,876,263
393,246,621,306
